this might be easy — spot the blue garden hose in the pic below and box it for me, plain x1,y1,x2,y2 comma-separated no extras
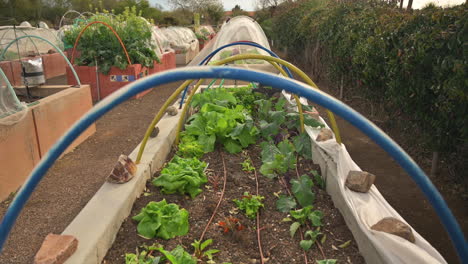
179,41,292,108
0,67,466,263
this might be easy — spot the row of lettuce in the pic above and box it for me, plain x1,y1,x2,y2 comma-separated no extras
267,1,467,155
125,86,337,263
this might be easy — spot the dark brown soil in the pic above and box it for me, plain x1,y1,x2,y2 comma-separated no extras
0,80,183,264
104,146,364,264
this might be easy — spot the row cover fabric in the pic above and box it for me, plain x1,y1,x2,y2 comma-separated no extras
281,90,446,264
0,70,27,124
161,27,198,53
0,25,63,60
189,16,273,70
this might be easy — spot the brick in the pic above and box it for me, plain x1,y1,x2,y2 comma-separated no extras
34,234,78,264
371,217,415,243
345,170,376,193
316,128,333,142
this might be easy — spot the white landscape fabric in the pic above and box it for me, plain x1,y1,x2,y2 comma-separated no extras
282,91,447,264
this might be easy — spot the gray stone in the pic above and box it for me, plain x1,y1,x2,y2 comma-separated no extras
34,234,78,264
150,126,160,138
316,128,333,142
166,106,178,116
106,155,137,184
345,170,376,193
371,217,415,243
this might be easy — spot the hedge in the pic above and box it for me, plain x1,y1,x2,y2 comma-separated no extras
271,1,467,154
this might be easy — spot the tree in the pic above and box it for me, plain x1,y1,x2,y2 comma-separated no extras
168,0,222,12
202,2,224,24
232,4,248,16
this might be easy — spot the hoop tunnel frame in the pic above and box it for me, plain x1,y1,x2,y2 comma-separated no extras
0,67,465,263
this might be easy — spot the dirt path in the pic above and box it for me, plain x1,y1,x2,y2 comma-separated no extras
313,81,467,264
0,80,183,264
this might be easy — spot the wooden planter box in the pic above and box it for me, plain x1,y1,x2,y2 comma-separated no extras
42,52,68,79
0,85,95,201
66,64,151,102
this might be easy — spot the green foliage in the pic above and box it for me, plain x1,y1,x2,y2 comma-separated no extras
125,244,161,264
132,199,189,239
316,260,337,264
273,1,468,154
185,92,259,154
276,195,297,212
177,135,205,158
233,192,265,219
300,229,323,251
312,170,325,189
63,7,159,74
291,175,315,207
152,156,207,198
191,239,220,262
155,245,197,264
259,140,296,178
241,157,255,172
290,205,323,226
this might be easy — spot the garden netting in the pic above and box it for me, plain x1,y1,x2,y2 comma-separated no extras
0,71,27,125
161,27,198,54
0,24,63,60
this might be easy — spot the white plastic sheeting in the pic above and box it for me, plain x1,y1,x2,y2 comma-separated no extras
0,25,63,60
282,90,447,264
189,16,275,72
161,27,198,54
0,69,27,124
152,26,172,53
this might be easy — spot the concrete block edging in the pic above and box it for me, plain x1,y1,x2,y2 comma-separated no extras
61,103,181,264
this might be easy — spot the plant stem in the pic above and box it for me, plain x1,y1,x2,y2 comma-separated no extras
249,153,266,264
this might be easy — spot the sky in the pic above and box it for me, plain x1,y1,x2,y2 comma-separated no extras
149,0,257,11
150,0,464,11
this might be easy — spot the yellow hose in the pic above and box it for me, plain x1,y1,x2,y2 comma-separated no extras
135,79,193,163
136,54,342,163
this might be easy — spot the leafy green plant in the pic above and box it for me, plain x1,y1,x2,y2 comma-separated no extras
63,7,159,74
152,156,207,198
276,195,297,212
259,140,296,178
132,199,189,239
177,135,205,158
241,157,255,172
184,103,259,154
125,244,160,264
300,229,323,251
191,239,220,263
291,175,315,207
290,205,324,227
233,192,265,219
155,245,197,264
316,260,337,264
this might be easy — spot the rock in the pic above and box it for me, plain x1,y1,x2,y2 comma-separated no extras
316,128,333,142
345,170,376,193
166,106,178,116
34,234,78,264
150,126,160,138
371,217,415,243
107,155,137,183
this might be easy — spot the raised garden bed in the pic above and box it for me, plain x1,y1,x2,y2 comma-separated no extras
0,85,95,201
102,87,364,263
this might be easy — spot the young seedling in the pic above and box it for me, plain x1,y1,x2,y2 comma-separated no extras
233,192,265,219
217,216,244,234
240,158,255,173
191,239,220,263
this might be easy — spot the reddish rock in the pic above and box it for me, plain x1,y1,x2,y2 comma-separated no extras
34,234,78,264
345,170,376,193
107,155,137,183
371,217,415,243
316,128,333,142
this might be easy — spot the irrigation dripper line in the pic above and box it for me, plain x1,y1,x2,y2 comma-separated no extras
199,151,227,243
248,153,266,264
0,66,465,263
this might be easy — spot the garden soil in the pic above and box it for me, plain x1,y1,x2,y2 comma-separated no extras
104,147,365,264
0,78,184,264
